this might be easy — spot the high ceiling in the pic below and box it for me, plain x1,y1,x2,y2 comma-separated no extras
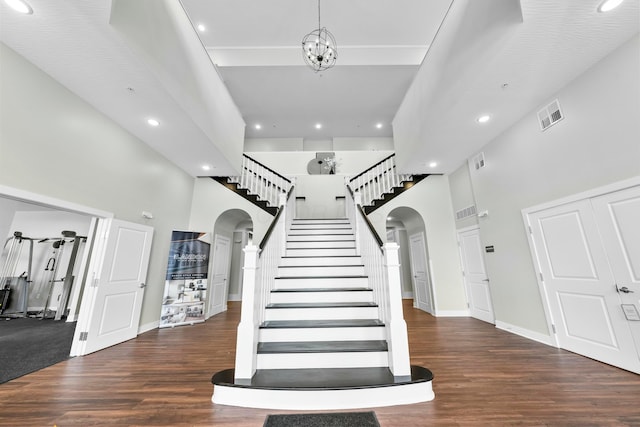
1,0,638,176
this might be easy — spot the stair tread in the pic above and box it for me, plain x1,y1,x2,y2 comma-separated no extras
261,319,384,328
278,265,364,268
275,275,367,280
266,302,377,308
257,340,388,353
271,287,371,293
212,365,433,390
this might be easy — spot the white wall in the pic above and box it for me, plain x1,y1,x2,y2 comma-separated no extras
452,34,640,336
188,178,274,246
0,43,196,327
367,176,467,314
244,137,393,153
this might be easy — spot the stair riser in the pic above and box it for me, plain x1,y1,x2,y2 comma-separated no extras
256,352,389,370
265,306,379,321
289,229,354,236
259,327,385,342
277,266,365,277
280,257,361,266
291,224,351,230
287,241,355,249
287,234,354,241
275,277,368,289
286,248,357,257
292,219,349,225
270,291,373,304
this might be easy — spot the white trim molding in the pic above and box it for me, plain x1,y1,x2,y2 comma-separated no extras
495,320,555,347
138,320,160,335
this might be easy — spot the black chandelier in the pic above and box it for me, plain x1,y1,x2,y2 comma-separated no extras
301,0,337,72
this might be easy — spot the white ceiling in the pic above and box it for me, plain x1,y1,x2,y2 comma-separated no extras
1,0,638,177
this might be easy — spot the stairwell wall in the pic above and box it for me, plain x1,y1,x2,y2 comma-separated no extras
367,176,467,314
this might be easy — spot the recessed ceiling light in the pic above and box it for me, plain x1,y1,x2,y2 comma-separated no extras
428,162,438,168
255,124,262,130
4,0,33,14
376,123,383,129
315,123,322,129
477,114,491,124
197,24,206,32
202,165,212,171
598,0,624,12
147,118,160,127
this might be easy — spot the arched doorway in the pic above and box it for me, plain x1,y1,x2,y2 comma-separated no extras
209,209,253,317
386,207,434,314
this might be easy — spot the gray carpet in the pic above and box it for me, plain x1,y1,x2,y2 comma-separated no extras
0,317,76,383
264,412,380,427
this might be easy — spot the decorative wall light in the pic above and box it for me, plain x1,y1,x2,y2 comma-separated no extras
302,0,337,72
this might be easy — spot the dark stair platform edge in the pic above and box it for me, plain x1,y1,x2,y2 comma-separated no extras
260,319,384,328
212,365,434,390
266,302,376,308
257,340,388,353
210,176,277,215
270,287,371,293
363,174,437,214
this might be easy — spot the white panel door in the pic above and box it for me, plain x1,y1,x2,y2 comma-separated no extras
82,219,153,355
529,200,640,373
458,227,494,324
209,234,231,317
409,232,432,314
591,185,640,360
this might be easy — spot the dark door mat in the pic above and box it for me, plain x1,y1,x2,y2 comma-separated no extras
264,411,379,427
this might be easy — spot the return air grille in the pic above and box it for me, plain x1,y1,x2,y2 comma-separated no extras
537,99,564,131
456,205,477,221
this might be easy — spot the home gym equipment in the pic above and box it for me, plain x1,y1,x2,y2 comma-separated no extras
0,231,34,317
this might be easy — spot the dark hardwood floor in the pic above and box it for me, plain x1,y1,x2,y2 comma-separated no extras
1,300,639,426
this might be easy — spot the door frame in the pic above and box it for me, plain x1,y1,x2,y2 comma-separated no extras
208,233,232,318
408,231,434,314
522,175,640,349
456,224,494,323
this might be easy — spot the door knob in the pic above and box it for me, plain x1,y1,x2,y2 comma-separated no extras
616,285,633,294
139,283,146,288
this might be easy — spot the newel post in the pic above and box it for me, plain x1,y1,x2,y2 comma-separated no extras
384,242,411,378
234,244,260,381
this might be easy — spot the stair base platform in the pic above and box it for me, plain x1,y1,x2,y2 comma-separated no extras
211,365,434,410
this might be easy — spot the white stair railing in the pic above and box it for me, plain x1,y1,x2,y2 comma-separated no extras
234,186,295,381
349,154,413,207
230,154,293,208
346,186,411,378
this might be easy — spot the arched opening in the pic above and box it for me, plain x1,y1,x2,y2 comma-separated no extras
386,206,434,314
209,209,253,317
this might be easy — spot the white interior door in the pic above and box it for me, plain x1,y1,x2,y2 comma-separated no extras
209,234,231,317
591,185,640,359
458,227,494,324
409,232,432,314
77,218,153,355
529,200,640,373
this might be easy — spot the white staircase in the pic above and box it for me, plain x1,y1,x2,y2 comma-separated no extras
212,210,435,410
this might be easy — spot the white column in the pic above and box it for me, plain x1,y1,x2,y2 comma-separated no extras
383,242,411,378
234,244,260,381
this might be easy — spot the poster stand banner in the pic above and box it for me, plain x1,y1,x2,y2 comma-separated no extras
160,231,211,328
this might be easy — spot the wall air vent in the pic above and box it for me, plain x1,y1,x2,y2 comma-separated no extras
537,99,564,131
472,152,486,170
456,205,477,221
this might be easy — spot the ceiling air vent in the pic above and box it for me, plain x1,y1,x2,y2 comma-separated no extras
537,99,564,131
456,205,477,221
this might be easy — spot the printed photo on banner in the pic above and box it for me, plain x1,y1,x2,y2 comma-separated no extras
160,231,211,328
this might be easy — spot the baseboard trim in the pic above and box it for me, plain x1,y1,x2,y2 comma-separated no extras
138,320,160,335
434,310,469,317
495,320,555,347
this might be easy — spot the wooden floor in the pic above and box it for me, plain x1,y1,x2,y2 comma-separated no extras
1,301,639,426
